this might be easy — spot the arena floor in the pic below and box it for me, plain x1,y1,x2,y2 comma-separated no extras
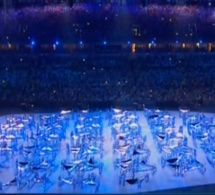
1,110,215,194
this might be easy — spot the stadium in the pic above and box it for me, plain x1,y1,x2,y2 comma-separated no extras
0,0,215,194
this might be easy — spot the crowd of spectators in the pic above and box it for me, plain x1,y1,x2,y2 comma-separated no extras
0,3,214,111
1,4,215,44
0,53,215,110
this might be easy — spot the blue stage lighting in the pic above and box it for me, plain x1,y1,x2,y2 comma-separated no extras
31,40,35,46
127,41,131,45
80,41,83,45
176,40,179,44
199,40,203,44
55,41,59,46
103,41,107,45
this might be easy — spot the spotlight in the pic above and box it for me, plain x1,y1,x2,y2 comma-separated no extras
199,40,203,44
103,41,107,45
55,41,59,46
127,41,131,45
80,41,83,45
31,40,35,46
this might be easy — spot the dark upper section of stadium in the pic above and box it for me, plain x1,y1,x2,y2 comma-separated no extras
0,0,215,53
1,0,215,8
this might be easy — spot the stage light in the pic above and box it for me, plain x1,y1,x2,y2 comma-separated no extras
103,41,107,45
151,40,155,45
80,41,83,45
127,41,131,45
208,43,212,52
199,40,203,44
132,43,136,53
55,41,59,46
8,43,11,49
182,43,186,49
176,40,179,44
31,40,35,46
